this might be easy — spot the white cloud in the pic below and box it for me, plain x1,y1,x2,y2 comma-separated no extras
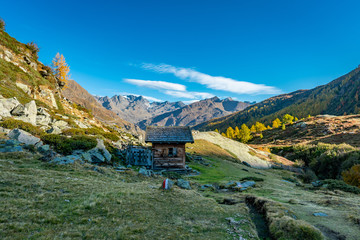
164,90,214,99
124,78,213,100
142,63,281,95
124,79,186,91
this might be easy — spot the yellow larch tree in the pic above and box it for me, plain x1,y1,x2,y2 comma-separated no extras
52,53,70,87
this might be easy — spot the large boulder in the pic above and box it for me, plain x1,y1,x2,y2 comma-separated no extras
0,97,20,117
52,120,68,129
16,82,31,95
46,126,62,134
94,139,112,162
13,100,37,125
8,129,41,145
177,179,191,190
36,107,51,126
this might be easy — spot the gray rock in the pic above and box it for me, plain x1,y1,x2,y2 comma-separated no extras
239,181,256,188
0,127,11,134
95,139,112,162
311,180,323,187
88,150,105,163
313,212,328,217
0,146,23,153
200,184,214,190
11,104,26,116
177,179,191,190
38,144,50,154
46,126,62,134
16,82,31,95
5,139,22,146
139,167,154,177
36,107,51,126
51,155,82,165
0,97,20,117
296,122,307,128
13,100,37,125
52,120,68,129
8,129,41,145
34,141,44,148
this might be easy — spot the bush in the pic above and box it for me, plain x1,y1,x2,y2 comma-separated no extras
322,179,360,194
342,165,360,188
41,134,97,155
0,18,5,31
62,127,120,141
0,118,43,136
299,169,318,183
26,41,40,59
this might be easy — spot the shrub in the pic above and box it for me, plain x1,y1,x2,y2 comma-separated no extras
62,128,85,136
26,41,40,59
0,18,5,31
342,164,360,188
41,134,97,155
240,176,264,182
0,118,43,136
322,179,360,194
299,169,318,183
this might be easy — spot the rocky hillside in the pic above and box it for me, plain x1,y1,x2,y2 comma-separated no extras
95,94,185,123
0,27,142,136
138,97,251,129
195,66,360,132
63,82,142,135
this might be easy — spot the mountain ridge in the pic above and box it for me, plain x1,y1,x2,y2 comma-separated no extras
195,66,360,132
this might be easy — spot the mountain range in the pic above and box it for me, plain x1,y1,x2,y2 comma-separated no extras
195,65,360,132
96,95,252,129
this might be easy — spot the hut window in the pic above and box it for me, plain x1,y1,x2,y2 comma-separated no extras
168,147,177,157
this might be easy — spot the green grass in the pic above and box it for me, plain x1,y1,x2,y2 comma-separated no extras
0,153,258,239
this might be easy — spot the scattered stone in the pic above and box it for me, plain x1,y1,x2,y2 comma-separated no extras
313,212,328,217
0,145,23,153
312,180,323,187
47,126,62,134
8,129,41,145
177,179,191,190
52,120,68,129
200,184,214,190
51,155,83,164
38,144,50,154
0,97,20,117
16,82,31,95
13,100,37,125
139,167,154,177
36,107,51,126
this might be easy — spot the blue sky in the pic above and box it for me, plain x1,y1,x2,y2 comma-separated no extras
1,0,360,103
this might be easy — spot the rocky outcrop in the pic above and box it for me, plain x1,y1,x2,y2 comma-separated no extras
8,128,42,145
13,100,37,125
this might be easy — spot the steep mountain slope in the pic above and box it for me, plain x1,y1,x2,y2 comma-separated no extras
95,95,185,123
0,27,141,136
195,66,360,132
62,81,142,135
138,97,251,129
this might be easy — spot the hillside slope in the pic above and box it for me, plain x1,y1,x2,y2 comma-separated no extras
96,95,185,123
138,97,251,129
196,66,360,132
62,81,142,135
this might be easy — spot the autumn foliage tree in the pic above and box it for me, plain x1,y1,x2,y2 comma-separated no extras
0,18,5,31
342,164,360,188
238,124,252,143
52,53,70,87
272,118,281,128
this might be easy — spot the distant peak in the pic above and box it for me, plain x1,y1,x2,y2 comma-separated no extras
223,97,233,101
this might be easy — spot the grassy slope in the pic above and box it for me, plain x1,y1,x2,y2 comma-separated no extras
186,140,360,240
0,152,257,240
1,139,360,239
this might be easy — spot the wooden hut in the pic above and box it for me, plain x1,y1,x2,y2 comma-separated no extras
145,126,194,169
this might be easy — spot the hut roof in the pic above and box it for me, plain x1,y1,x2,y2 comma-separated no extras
145,126,194,143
